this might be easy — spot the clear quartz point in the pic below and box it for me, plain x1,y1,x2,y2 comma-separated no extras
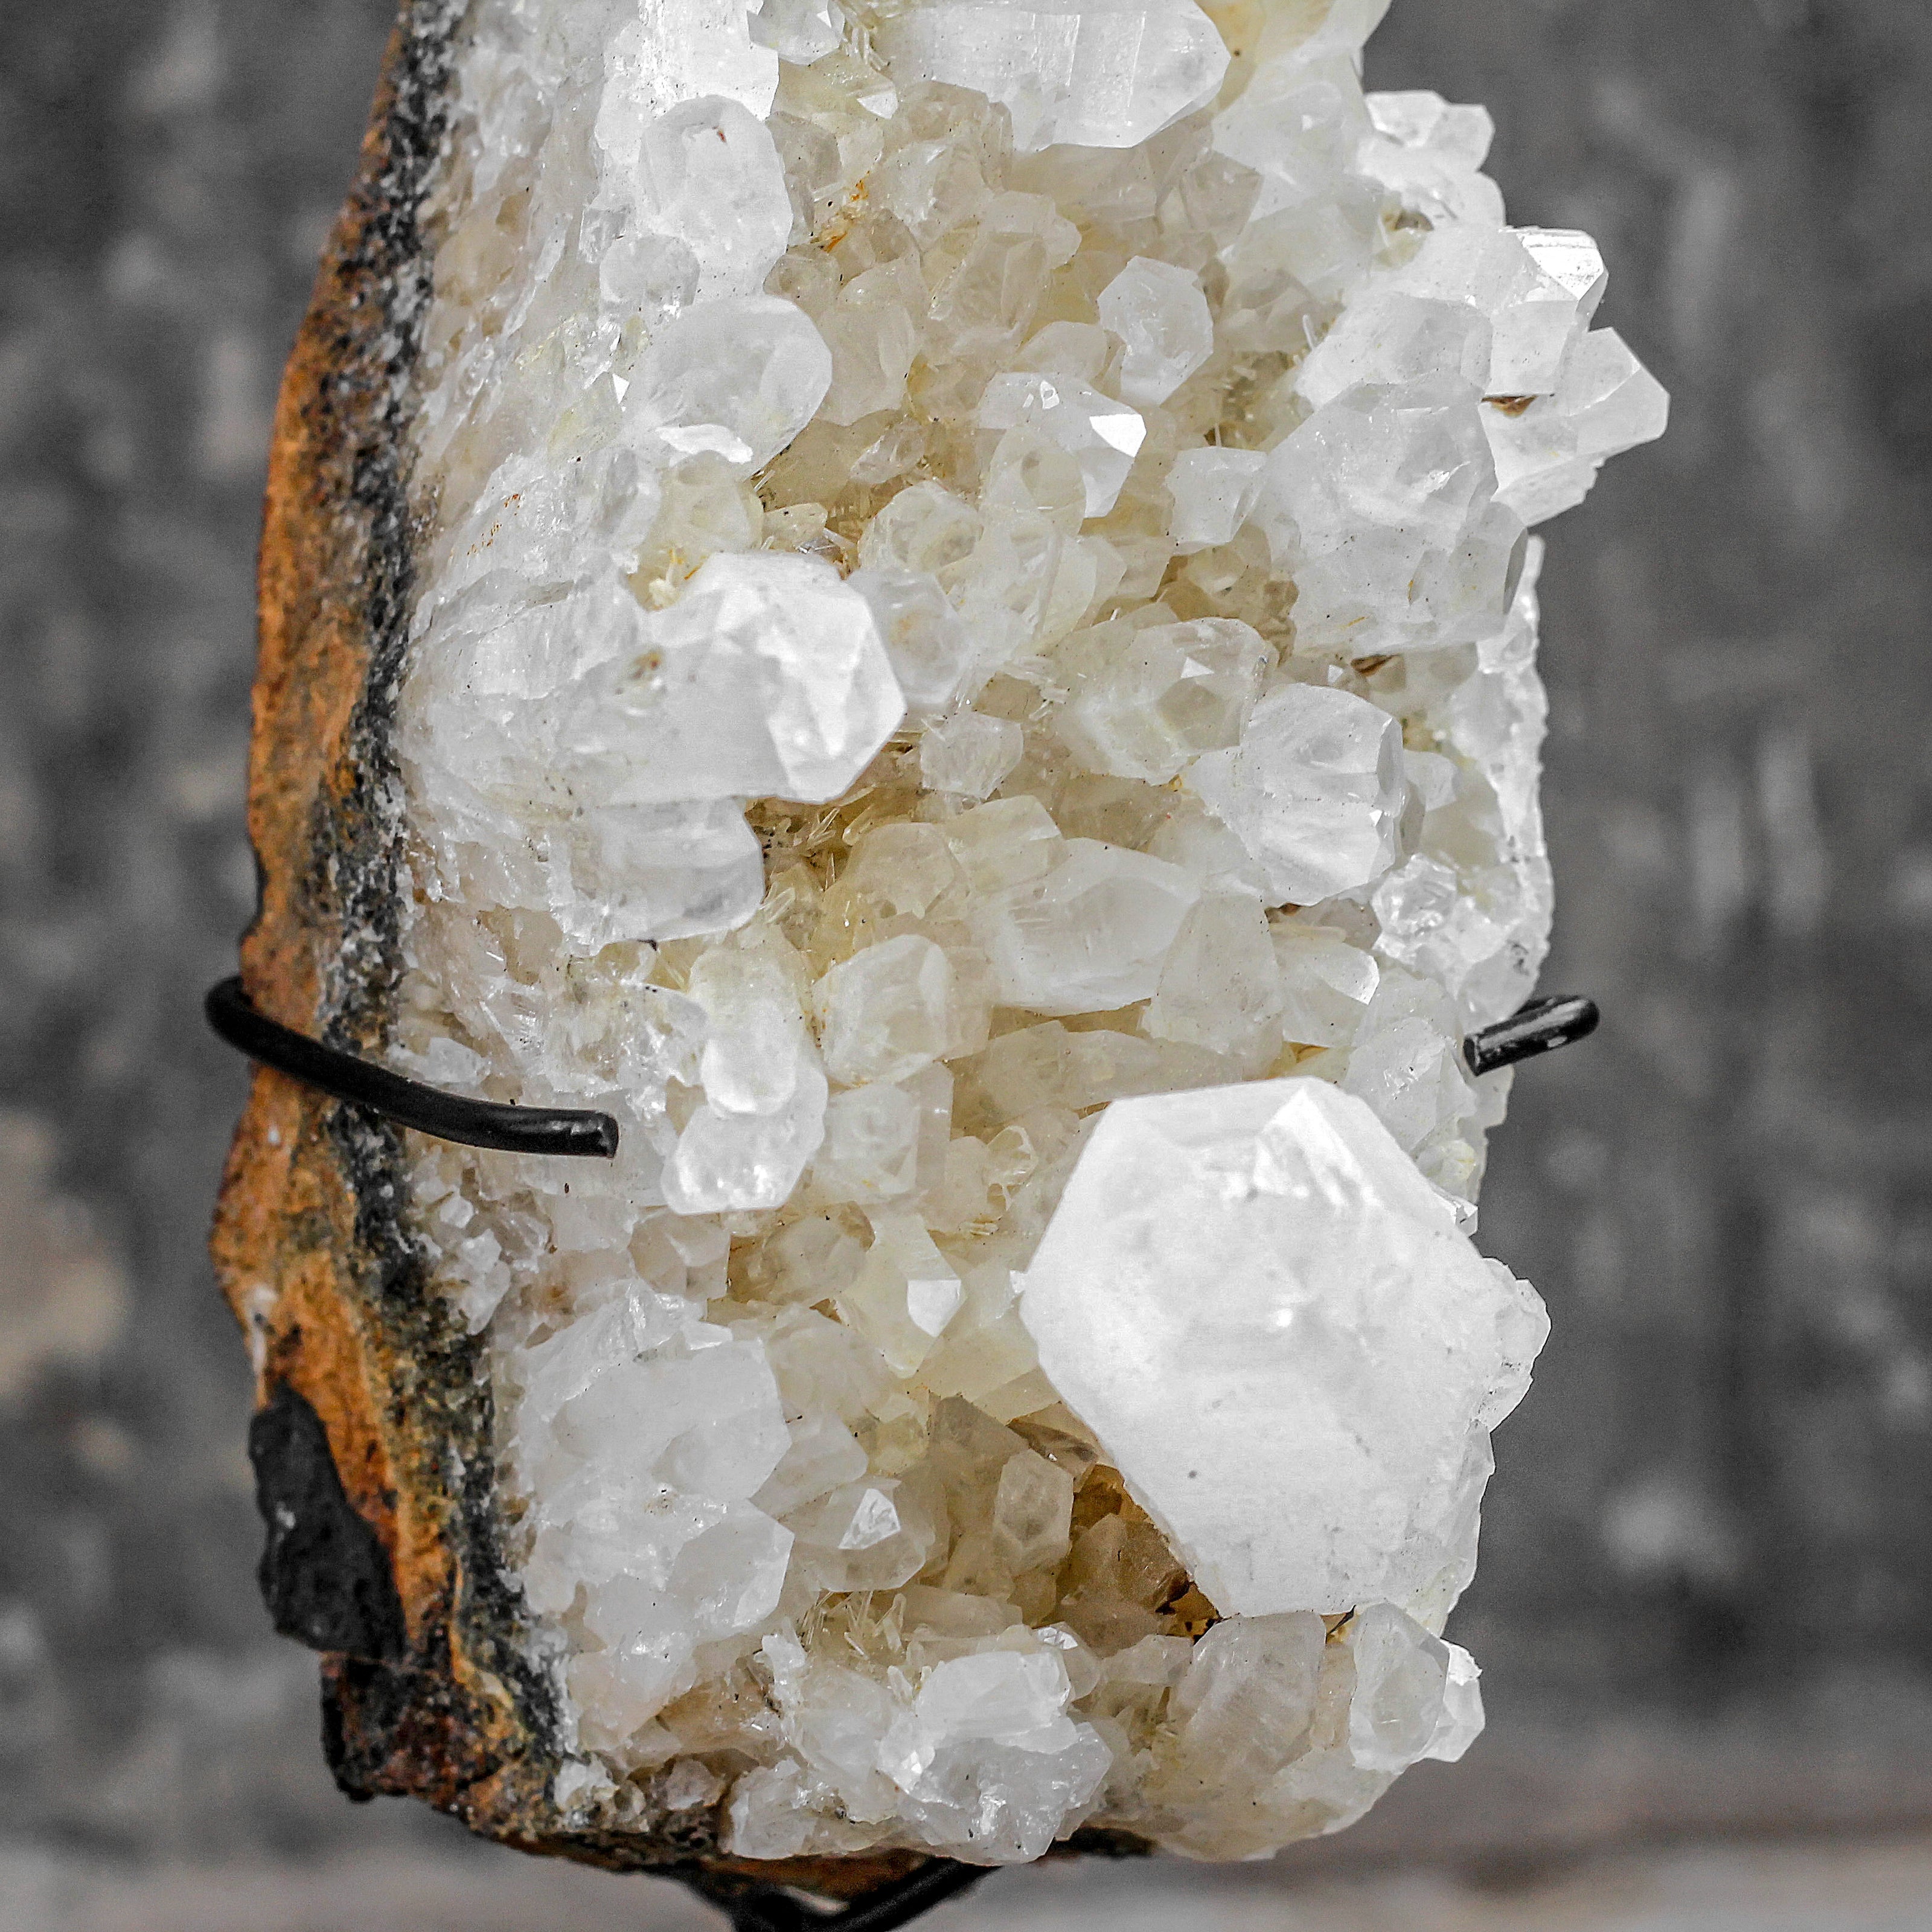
877,0,1230,153
977,373,1147,517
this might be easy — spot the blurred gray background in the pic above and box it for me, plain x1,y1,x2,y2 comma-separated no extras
4,0,1930,1927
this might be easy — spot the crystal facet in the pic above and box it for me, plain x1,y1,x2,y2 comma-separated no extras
877,0,1230,153
1021,1079,1548,1617
563,551,905,807
1187,684,1407,904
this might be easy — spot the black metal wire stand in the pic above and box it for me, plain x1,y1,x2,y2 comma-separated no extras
205,975,620,1157
680,1859,987,1932
1462,993,1598,1076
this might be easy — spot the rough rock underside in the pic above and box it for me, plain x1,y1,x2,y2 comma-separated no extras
293,0,1665,1872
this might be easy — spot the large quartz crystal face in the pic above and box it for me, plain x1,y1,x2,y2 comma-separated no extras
390,0,1665,1871
1021,1080,1548,1620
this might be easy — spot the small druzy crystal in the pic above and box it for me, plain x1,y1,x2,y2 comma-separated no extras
1186,684,1407,904
563,551,905,805
875,0,1231,152
388,0,1666,1870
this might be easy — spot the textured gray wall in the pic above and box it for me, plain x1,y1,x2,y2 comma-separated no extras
2,0,1928,1922
1373,0,1932,1733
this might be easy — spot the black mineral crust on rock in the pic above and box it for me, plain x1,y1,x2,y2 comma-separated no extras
286,0,584,1805
250,1379,408,1660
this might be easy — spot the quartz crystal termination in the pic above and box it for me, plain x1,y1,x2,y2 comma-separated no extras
1022,1081,1549,1623
389,0,1665,1870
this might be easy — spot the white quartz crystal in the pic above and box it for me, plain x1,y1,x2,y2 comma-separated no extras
978,374,1147,518
970,839,1201,1014
1249,379,1525,661
1486,328,1671,523
1057,616,1268,785
920,709,1025,801
849,569,979,716
564,551,904,806
629,298,833,473
630,98,795,303
1020,1079,1547,1616
1165,446,1267,552
392,0,1662,1869
814,936,961,1086
1188,683,1406,904
1274,922,1381,1048
1096,257,1215,407
1143,886,1282,1069
877,0,1229,153
811,1082,924,1203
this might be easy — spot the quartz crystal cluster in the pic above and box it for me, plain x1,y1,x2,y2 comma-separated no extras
390,0,1663,1866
